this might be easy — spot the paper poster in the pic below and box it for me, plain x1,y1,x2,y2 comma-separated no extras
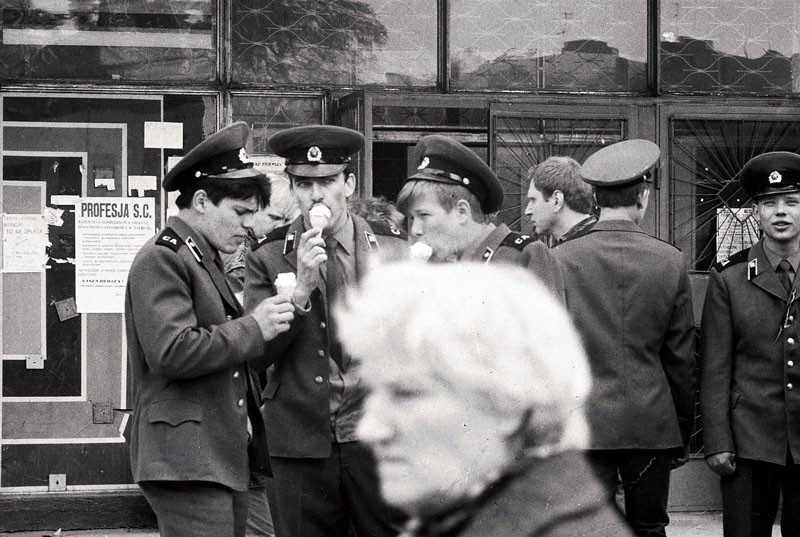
75,197,155,313
2,213,49,272
129,175,157,197
144,121,183,149
716,207,758,262
251,154,287,179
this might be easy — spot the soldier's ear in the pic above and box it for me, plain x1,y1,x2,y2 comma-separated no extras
344,173,357,198
454,198,473,222
191,189,209,213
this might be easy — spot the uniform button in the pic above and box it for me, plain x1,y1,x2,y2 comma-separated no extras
233,371,240,379
318,349,325,357
789,338,796,346
227,315,233,321
237,398,245,407
314,376,324,384
789,383,794,390
320,322,327,329
790,316,795,323
790,361,795,368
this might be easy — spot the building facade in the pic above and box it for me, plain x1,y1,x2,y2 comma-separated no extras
1,0,799,530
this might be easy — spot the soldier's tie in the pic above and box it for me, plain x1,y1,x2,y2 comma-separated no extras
778,259,794,296
326,237,345,369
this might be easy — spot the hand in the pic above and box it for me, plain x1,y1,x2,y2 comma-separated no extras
671,446,690,469
294,227,327,305
706,452,736,476
250,294,295,341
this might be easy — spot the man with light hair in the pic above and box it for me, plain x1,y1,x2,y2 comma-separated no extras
525,156,597,244
337,261,634,537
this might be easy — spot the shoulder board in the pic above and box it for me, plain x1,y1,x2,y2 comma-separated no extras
500,232,537,251
252,224,291,252
155,227,183,252
367,219,407,240
713,248,750,272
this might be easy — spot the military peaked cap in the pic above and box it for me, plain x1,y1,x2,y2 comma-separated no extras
581,139,661,187
739,151,800,199
163,121,262,192
269,125,364,178
406,135,504,214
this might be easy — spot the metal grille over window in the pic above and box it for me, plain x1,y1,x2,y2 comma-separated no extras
669,119,800,271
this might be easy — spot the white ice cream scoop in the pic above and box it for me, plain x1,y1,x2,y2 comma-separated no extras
274,272,297,299
410,242,433,262
309,205,332,231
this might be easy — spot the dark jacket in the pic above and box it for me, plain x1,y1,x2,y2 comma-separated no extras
243,214,407,458
125,216,269,491
553,219,697,450
403,451,634,537
460,223,566,302
700,241,800,464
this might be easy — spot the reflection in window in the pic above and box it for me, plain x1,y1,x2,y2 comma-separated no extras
493,116,627,231
450,0,647,92
661,1,800,94
0,1,216,82
231,0,436,86
232,95,323,154
670,119,800,271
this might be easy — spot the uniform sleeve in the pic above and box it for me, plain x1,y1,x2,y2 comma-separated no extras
243,246,302,371
126,248,265,380
659,258,698,448
698,267,736,456
524,241,566,303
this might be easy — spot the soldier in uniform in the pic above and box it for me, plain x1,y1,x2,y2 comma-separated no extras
243,125,407,537
125,122,295,537
700,151,800,537
524,156,597,245
396,134,564,300
552,140,697,537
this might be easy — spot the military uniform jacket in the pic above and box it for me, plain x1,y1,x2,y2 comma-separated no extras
403,451,634,537
244,214,407,458
700,241,800,465
125,217,269,490
460,223,566,302
552,219,696,450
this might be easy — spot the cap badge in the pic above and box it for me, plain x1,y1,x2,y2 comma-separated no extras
418,157,430,170
307,146,322,163
239,148,250,164
769,170,783,184
463,177,470,185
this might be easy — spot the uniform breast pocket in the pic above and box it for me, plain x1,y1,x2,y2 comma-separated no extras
147,399,203,426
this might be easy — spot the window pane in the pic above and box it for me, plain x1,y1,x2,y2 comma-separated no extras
669,118,800,271
0,1,216,82
661,1,800,95
231,0,436,86
231,95,324,154
450,0,647,92
373,106,486,129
